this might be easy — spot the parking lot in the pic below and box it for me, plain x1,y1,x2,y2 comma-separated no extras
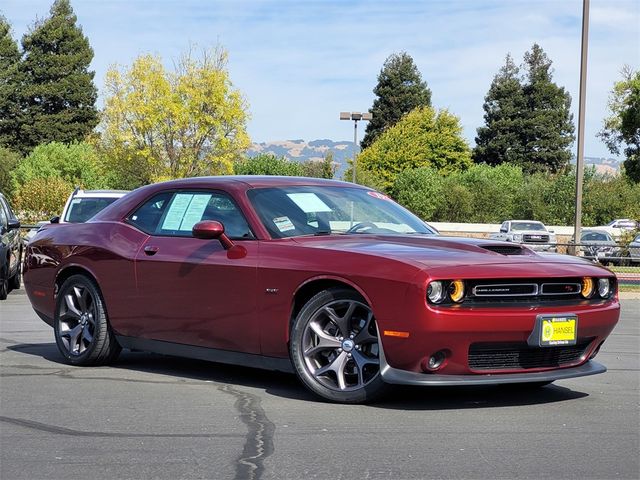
1,290,638,480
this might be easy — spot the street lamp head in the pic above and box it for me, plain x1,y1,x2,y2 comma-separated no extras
362,112,372,121
339,112,352,120
350,112,363,121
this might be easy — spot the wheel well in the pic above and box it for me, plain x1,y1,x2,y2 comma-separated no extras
55,266,98,294
291,279,363,324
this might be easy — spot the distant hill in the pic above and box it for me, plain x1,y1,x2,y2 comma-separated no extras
248,140,622,179
247,139,354,178
582,156,621,175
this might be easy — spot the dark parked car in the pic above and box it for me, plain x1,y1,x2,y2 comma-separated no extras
24,177,620,403
579,230,622,264
0,192,22,300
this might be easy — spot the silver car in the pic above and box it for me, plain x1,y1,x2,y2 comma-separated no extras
628,234,640,264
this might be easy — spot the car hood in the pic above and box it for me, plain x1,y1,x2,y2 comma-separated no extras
291,234,609,276
510,230,552,236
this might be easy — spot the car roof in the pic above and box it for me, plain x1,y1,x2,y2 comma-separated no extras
73,190,129,198
149,176,360,189
90,176,370,223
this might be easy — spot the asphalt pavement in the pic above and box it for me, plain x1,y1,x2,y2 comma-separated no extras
1,289,638,480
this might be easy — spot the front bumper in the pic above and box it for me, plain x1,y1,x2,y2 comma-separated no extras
381,354,606,386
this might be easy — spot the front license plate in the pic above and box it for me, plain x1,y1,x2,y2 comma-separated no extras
528,314,578,347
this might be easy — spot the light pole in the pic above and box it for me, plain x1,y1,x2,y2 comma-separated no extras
571,0,590,255
340,111,372,183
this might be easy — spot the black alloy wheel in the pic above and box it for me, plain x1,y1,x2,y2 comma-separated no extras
54,274,121,365
290,288,387,403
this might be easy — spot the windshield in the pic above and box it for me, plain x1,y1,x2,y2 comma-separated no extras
511,222,546,232
247,186,436,238
582,232,611,242
65,197,120,223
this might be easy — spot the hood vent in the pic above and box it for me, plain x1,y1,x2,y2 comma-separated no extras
481,245,526,255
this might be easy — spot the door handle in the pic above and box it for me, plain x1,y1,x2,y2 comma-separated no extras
144,245,159,256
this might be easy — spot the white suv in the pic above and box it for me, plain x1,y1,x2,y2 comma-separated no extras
54,189,129,224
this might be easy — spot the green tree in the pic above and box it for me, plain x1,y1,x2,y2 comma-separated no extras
520,44,574,173
474,45,574,174
598,67,640,183
358,106,471,190
0,17,23,151
19,0,99,153
301,152,335,179
361,52,431,149
234,154,304,176
101,47,250,185
0,147,21,199
11,141,107,192
473,55,526,166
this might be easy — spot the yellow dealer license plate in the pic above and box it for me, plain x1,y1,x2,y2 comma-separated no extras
529,314,578,347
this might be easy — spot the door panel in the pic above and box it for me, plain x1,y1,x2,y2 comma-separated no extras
133,236,259,353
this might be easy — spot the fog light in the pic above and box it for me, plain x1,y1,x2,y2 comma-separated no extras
427,281,446,304
597,278,611,298
427,350,446,370
581,277,594,298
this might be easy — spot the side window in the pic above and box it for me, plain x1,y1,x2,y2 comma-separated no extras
129,191,253,239
500,222,508,233
128,192,173,234
0,201,7,230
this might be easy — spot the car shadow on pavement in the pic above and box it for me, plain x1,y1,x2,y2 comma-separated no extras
8,342,589,409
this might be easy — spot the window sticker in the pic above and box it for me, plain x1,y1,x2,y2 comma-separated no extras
367,191,390,200
273,216,295,232
180,194,211,230
286,193,332,213
162,194,193,230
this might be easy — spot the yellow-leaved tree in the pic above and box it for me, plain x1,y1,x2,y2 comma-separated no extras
356,106,472,191
100,47,250,188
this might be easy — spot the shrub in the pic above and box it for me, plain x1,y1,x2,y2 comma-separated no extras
14,176,73,220
11,141,108,192
234,154,304,176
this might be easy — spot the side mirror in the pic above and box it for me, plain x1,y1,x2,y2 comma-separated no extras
7,218,20,230
500,228,507,233
548,229,555,233
50,216,60,224
192,220,234,250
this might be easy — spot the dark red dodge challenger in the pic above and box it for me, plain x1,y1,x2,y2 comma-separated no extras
24,176,620,403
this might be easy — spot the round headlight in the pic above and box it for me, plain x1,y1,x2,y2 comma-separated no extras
581,277,594,298
449,280,465,303
513,234,523,242
597,278,612,298
427,281,446,304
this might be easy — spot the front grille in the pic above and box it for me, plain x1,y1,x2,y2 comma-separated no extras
465,277,595,305
523,234,550,243
468,338,593,371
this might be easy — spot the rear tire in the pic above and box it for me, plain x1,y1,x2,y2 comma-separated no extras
54,274,121,366
9,254,21,290
289,288,387,403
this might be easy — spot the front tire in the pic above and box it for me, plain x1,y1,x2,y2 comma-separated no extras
0,267,7,300
54,274,121,366
289,288,387,403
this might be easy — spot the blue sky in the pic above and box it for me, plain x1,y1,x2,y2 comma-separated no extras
1,0,638,159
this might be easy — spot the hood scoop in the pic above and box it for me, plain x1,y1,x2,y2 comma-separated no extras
481,244,527,256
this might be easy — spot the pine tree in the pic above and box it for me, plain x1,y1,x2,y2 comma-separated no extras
598,67,640,183
361,52,431,149
19,0,98,153
0,16,23,151
520,44,574,173
473,44,575,174
473,55,526,166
